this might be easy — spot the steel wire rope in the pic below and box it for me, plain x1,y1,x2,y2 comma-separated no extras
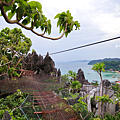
43,36,120,56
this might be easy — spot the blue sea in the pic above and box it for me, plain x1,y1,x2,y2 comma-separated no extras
55,61,120,83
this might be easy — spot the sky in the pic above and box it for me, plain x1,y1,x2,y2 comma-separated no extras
0,0,120,62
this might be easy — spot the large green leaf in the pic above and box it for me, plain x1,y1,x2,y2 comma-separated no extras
34,20,40,29
65,31,68,37
74,21,80,30
16,7,24,19
54,13,60,19
47,24,51,35
11,4,17,13
8,11,15,19
17,0,28,8
28,1,42,12
59,25,63,33
4,6,12,12
37,12,42,22
57,19,62,27
22,17,30,25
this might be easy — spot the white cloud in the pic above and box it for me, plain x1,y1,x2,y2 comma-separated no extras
92,13,120,36
1,0,120,61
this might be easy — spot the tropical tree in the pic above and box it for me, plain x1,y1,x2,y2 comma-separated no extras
0,0,80,40
70,80,81,94
68,70,77,81
92,62,105,116
0,27,32,78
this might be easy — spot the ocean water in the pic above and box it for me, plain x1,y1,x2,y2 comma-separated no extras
55,61,120,83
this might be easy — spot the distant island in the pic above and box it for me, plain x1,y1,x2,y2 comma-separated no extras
88,58,120,65
70,60,90,62
88,58,120,71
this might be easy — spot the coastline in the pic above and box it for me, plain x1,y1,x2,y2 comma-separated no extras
114,71,120,74
56,61,120,83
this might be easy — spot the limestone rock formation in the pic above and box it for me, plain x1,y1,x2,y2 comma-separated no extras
102,79,111,87
2,111,11,120
22,52,60,77
76,69,90,85
43,52,57,75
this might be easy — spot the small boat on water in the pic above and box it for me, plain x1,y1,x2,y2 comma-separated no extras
112,75,116,78
92,80,98,83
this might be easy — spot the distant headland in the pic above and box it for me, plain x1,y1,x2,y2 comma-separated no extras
88,58,120,65
88,58,120,71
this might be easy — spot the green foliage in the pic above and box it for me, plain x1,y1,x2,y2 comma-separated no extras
89,118,100,120
91,81,99,86
89,59,120,71
54,10,80,37
32,49,35,52
0,89,29,120
68,70,77,80
112,83,120,93
103,113,120,120
61,74,69,82
71,81,81,89
92,62,105,73
3,0,51,34
69,93,79,99
59,71,81,95
0,27,32,78
88,58,120,65
103,61,120,71
112,83,120,104
96,95,113,104
114,92,120,104
89,112,120,120
72,95,91,119
1,0,80,37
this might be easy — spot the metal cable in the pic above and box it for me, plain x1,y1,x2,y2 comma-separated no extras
45,36,120,56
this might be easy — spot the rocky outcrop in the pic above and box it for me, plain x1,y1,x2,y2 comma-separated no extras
23,51,44,72
0,74,8,81
2,111,11,120
102,79,111,87
22,52,60,77
43,52,57,75
76,69,90,85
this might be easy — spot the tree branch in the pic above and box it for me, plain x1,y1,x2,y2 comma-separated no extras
0,5,68,40
14,55,25,68
83,111,91,120
1,5,18,23
79,113,84,120
115,109,120,114
0,60,12,67
103,103,116,117
0,73,8,77
0,0,15,6
11,106,21,113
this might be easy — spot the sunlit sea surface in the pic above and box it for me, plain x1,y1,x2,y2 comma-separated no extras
55,61,120,83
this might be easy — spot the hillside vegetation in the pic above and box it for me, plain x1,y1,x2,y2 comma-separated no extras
103,61,120,71
88,58,120,65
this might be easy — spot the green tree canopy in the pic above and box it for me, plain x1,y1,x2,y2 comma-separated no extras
68,70,77,81
92,62,105,74
0,27,32,78
0,0,80,40
92,62,105,116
